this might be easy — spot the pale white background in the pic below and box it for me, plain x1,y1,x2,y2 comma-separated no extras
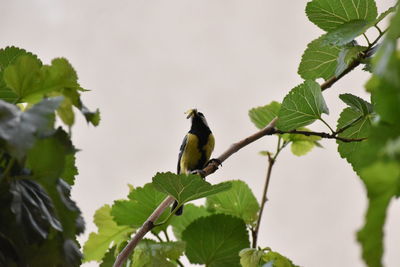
1,1,399,266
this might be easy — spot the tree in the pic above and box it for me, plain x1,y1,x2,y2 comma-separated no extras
0,47,99,266
81,1,400,267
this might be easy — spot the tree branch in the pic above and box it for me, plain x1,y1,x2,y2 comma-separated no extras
272,129,367,143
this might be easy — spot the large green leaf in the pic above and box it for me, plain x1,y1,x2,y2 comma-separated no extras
277,80,329,131
170,204,210,240
111,183,169,233
0,97,62,160
83,205,132,262
305,0,377,32
357,162,400,267
182,214,249,267
206,180,259,225
132,239,185,267
10,179,62,241
249,101,281,129
298,36,340,80
152,172,232,206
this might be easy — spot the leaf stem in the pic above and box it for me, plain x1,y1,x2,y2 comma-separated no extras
363,33,371,46
163,230,170,242
375,25,383,35
319,118,335,133
152,232,163,242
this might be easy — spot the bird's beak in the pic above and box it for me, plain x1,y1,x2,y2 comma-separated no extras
185,109,197,119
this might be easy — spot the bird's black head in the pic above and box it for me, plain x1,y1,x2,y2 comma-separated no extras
186,109,211,132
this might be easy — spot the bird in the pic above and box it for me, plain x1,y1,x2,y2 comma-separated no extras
172,109,215,215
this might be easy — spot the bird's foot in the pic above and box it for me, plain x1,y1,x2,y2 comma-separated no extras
206,158,222,167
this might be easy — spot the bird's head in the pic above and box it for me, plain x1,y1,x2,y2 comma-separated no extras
185,108,209,128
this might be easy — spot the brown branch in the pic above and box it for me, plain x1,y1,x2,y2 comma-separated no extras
113,196,175,267
272,129,367,143
113,118,278,267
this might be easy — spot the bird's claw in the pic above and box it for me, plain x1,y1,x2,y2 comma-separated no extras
206,158,222,167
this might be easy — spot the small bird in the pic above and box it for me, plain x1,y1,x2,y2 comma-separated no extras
172,109,215,215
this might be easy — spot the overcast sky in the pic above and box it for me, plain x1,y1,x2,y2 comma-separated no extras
1,0,399,266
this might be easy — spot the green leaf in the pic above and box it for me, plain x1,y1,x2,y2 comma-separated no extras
99,246,116,267
339,93,373,116
3,55,42,102
239,248,264,267
61,154,78,185
383,137,400,159
281,128,322,156
336,45,367,76
277,80,329,131
27,129,85,243
357,162,400,267
249,101,281,129
298,36,341,80
336,108,373,173
305,0,377,32
81,105,101,126
83,205,132,262
111,183,169,233
262,249,300,267
182,214,249,267
291,139,319,156
0,46,41,103
322,20,370,46
170,204,210,240
57,96,75,126
27,128,74,181
0,97,62,160
152,172,232,206
206,180,259,225
10,179,62,241
132,239,185,267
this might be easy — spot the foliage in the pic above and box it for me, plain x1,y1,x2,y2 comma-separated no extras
83,0,400,267
0,46,99,266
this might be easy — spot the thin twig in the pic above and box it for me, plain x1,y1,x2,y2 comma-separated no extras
252,153,275,248
272,129,367,143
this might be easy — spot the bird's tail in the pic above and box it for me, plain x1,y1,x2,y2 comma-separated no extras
172,200,183,215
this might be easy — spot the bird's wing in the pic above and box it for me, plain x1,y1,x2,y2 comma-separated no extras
177,134,188,174
204,133,215,161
